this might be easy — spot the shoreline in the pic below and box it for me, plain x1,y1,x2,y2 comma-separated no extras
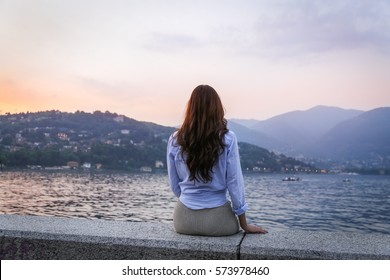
1,167,390,176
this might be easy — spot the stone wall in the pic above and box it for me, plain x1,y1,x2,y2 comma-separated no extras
1,215,389,259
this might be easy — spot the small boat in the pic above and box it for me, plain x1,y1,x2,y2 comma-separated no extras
342,178,351,183
282,176,300,182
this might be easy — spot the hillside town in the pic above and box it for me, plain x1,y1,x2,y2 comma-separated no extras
0,111,321,174
0,111,172,171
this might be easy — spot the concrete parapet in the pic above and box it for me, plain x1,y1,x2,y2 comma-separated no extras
240,230,390,260
1,214,389,259
0,215,242,259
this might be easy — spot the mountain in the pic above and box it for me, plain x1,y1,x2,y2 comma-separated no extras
227,120,279,150
238,142,316,172
229,106,390,169
229,106,363,156
0,110,315,172
251,105,363,147
312,107,390,166
0,110,175,170
229,118,259,128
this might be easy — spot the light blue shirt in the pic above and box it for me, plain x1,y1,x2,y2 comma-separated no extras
167,130,248,215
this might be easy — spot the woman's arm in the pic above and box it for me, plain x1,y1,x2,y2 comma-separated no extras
167,134,181,197
238,213,268,234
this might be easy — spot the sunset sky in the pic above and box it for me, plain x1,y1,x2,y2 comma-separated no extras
1,0,390,126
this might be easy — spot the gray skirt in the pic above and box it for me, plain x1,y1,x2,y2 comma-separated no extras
173,200,239,236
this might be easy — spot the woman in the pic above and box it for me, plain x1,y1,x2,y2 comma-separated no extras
167,85,268,236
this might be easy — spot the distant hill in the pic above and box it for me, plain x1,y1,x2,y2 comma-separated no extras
0,110,175,170
229,118,259,128
229,106,390,169
227,120,280,151
0,110,315,172
238,142,316,173
312,107,390,166
251,105,363,147
230,106,363,155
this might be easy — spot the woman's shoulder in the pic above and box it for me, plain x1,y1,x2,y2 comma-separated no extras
168,131,178,144
169,130,178,139
168,131,183,153
224,130,237,145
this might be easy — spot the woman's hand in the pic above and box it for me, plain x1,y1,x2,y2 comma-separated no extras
241,223,268,234
238,213,268,234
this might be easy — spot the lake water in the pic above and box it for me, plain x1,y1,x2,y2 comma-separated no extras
0,170,389,234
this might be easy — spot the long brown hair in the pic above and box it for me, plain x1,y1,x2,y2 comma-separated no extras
176,85,228,182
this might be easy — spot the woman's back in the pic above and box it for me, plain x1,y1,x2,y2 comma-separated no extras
168,130,247,214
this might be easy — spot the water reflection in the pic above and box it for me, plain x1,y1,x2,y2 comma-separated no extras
0,171,389,234
0,171,176,223
244,174,390,234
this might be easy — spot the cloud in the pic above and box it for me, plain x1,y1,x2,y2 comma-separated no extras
249,0,390,58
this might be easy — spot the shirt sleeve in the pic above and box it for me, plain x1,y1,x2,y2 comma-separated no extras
167,134,181,198
226,132,248,215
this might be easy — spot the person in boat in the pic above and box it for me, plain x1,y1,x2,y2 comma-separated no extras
167,85,268,236
283,176,300,181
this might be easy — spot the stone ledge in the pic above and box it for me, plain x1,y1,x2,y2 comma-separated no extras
1,214,389,260
241,230,390,260
0,214,242,259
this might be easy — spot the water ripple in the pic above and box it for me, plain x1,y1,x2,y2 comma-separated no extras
0,171,389,233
